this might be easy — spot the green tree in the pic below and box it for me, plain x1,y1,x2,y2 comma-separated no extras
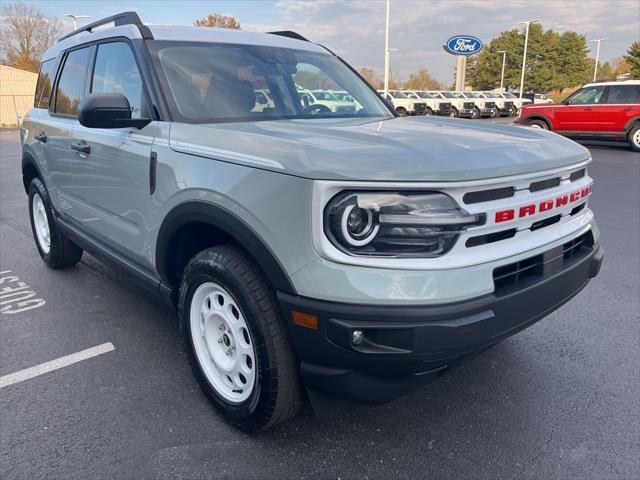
0,2,63,72
596,61,613,80
467,24,591,92
193,13,241,29
403,67,440,90
624,41,640,77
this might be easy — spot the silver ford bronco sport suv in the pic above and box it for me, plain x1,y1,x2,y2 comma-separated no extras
21,13,603,432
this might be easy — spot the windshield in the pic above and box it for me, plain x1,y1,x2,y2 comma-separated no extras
416,91,433,99
440,91,456,98
452,93,465,98
482,92,501,98
463,92,481,98
501,92,517,98
150,41,392,123
389,91,409,98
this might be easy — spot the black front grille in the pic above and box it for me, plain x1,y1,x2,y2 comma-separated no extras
485,102,496,108
570,169,586,181
463,186,515,204
439,102,451,110
530,177,560,192
463,102,475,109
414,103,427,111
504,101,514,108
492,231,593,296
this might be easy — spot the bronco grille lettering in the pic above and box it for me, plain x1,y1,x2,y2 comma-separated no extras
495,186,591,223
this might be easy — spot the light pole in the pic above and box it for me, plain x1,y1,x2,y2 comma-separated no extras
65,13,90,30
518,20,538,99
590,38,609,81
498,50,507,91
383,0,391,96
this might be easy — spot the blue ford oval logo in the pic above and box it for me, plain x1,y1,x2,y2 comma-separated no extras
444,35,483,56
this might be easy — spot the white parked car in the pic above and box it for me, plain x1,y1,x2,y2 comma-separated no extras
498,91,532,111
532,93,554,104
427,91,467,117
403,90,452,116
456,92,498,118
298,89,356,113
477,92,517,117
377,90,427,116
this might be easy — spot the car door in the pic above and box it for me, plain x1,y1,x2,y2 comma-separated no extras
555,85,606,132
46,45,94,217
602,84,640,134
64,40,157,266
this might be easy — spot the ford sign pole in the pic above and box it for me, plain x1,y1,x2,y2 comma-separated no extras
518,20,538,99
443,35,483,92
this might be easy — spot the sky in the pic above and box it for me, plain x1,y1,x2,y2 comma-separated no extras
17,0,640,83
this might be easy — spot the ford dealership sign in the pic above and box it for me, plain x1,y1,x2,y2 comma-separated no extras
443,35,483,55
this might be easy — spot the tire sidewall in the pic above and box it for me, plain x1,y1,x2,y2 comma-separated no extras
628,125,640,152
179,255,274,430
28,178,56,264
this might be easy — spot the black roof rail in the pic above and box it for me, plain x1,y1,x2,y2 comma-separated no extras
58,11,153,42
268,31,309,42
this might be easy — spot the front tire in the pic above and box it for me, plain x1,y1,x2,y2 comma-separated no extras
449,107,459,118
524,118,549,130
395,107,408,116
28,177,82,269
179,245,302,432
628,124,640,152
472,107,480,119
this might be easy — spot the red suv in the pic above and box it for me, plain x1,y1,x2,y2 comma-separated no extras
516,80,640,151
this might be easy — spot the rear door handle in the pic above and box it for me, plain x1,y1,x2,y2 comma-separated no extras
70,140,90,154
583,107,593,111
34,132,47,143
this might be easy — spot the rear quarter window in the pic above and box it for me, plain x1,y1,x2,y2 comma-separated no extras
606,85,640,104
34,59,56,109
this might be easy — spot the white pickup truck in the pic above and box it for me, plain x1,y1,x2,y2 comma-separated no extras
377,90,428,116
427,91,467,118
404,91,452,116
457,92,498,118
497,91,532,112
479,91,518,117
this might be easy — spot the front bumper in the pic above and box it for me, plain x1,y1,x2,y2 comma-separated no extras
481,107,497,117
278,242,603,404
459,108,477,118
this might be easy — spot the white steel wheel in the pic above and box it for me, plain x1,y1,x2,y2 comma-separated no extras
32,192,51,254
633,128,640,149
189,281,256,403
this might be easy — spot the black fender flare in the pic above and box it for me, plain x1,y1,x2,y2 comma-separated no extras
519,113,553,129
21,151,43,193
624,115,640,133
155,201,296,294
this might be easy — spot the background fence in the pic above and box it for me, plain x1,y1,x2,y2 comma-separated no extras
0,95,34,128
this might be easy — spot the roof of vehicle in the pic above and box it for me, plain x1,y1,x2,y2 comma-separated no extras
582,79,640,87
44,13,326,61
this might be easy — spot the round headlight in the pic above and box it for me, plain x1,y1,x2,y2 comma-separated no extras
341,204,378,246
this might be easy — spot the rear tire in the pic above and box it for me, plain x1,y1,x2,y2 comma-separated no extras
28,177,83,269
472,107,480,119
628,124,640,152
449,107,459,118
524,119,549,130
426,107,434,116
396,107,408,116
178,245,302,432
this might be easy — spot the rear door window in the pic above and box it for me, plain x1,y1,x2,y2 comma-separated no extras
54,47,92,116
90,42,147,118
34,59,57,109
606,85,640,104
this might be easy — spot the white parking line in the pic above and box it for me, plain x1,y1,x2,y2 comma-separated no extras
0,342,115,389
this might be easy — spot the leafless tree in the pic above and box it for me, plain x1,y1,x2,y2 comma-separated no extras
0,2,64,72
193,13,241,29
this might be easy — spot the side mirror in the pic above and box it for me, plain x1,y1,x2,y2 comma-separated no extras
79,93,151,129
561,98,571,105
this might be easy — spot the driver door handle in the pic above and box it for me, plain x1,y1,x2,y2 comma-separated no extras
583,107,594,111
70,140,90,154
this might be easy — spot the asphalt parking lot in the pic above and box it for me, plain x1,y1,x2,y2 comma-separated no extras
0,127,638,480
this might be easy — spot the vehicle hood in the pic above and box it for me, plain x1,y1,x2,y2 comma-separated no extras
168,116,589,182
